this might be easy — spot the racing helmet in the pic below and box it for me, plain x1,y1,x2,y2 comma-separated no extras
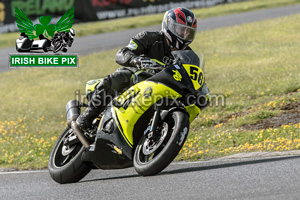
162,7,197,50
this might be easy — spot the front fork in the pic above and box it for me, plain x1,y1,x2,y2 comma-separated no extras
145,99,184,137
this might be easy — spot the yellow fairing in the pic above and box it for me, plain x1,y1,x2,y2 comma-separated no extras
185,105,201,123
182,64,204,90
85,79,102,94
114,81,182,147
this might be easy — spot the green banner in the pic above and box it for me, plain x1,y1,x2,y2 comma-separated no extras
9,54,78,68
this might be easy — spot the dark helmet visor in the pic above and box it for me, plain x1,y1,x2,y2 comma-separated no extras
169,22,196,41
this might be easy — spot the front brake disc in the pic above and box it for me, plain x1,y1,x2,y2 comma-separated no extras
142,123,168,155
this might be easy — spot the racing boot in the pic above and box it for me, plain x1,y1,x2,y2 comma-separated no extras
75,103,103,132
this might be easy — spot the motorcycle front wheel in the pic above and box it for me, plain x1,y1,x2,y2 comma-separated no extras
48,127,91,184
53,42,63,53
133,110,190,176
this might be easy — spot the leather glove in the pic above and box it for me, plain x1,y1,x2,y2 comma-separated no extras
132,57,154,70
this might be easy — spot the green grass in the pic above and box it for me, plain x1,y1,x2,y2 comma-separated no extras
1,12,300,169
1,0,300,49
176,12,300,161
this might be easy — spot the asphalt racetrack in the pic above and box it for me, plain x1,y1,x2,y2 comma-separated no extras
2,154,300,200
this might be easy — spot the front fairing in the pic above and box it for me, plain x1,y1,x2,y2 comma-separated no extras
147,50,205,95
147,50,209,120
113,81,182,147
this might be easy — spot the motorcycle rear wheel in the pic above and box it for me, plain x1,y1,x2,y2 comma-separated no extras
133,110,189,176
48,127,91,184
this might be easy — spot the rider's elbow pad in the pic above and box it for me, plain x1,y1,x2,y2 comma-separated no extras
115,47,137,67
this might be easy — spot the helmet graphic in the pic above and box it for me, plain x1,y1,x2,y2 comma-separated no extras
162,7,197,50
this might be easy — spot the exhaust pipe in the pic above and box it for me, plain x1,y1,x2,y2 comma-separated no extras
71,121,90,148
66,100,90,148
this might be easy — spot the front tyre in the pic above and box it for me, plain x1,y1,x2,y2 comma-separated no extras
48,127,91,184
53,42,63,53
133,110,189,176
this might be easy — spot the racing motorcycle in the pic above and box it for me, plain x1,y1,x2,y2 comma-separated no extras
48,50,210,184
51,28,75,53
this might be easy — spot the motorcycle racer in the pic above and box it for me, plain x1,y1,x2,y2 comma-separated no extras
76,7,198,133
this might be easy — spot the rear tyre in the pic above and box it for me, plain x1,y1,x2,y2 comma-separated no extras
133,110,189,176
48,127,91,184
